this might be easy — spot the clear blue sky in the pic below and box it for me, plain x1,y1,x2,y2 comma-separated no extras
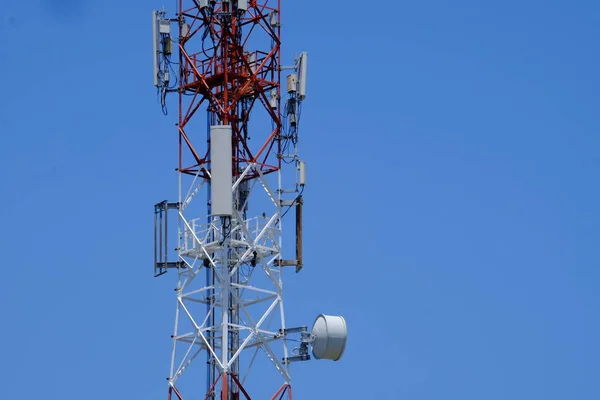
1,0,599,398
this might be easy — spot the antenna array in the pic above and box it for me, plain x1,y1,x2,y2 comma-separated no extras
151,2,346,398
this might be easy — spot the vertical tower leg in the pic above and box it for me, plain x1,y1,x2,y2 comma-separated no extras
221,373,228,400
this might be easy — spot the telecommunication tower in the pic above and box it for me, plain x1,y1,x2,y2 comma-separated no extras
151,1,347,399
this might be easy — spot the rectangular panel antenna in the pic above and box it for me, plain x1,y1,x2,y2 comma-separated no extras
297,52,308,100
152,11,159,86
210,125,233,216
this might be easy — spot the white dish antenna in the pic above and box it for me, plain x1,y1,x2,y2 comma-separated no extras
310,314,347,361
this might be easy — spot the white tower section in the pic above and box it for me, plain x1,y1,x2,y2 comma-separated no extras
166,160,294,396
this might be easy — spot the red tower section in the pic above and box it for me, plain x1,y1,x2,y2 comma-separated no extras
177,0,281,181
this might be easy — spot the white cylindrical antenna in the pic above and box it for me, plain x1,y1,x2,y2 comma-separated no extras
297,52,308,100
298,160,306,186
152,11,159,86
237,0,248,11
210,125,233,216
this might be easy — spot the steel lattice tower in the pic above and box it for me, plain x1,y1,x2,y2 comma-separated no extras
152,0,313,399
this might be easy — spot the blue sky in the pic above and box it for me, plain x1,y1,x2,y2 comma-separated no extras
1,0,599,398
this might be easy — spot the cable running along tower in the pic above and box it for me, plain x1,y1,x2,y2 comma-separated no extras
152,1,347,399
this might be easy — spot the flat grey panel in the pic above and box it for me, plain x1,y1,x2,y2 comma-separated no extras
210,125,233,216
